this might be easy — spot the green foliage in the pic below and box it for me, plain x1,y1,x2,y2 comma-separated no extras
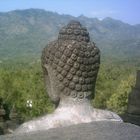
0,58,139,121
93,61,137,114
0,61,136,120
106,75,135,114
0,62,54,121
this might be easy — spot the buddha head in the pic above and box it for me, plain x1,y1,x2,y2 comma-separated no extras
41,20,100,105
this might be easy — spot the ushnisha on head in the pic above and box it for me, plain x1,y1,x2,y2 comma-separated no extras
41,20,100,104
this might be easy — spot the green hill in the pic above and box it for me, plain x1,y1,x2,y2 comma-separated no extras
0,9,140,62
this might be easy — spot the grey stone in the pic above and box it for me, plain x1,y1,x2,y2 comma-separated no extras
122,70,140,126
127,70,140,115
0,104,6,134
135,70,140,89
41,20,100,100
1,122,140,140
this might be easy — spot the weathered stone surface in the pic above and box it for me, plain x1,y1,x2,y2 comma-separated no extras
1,122,140,140
0,103,23,135
121,114,140,126
41,20,100,101
127,70,140,115
0,103,6,135
122,70,140,126
135,70,140,89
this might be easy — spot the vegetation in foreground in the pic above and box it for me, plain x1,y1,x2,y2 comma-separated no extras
0,58,139,121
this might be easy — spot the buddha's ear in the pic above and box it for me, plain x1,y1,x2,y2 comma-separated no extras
43,64,48,75
44,64,48,69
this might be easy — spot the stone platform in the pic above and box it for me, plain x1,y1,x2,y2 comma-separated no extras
1,121,140,140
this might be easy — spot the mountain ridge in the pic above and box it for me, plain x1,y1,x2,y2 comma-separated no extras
0,9,140,61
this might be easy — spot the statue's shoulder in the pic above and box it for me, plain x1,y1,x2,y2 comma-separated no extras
93,108,122,121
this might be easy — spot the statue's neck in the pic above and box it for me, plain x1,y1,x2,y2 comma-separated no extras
55,98,93,115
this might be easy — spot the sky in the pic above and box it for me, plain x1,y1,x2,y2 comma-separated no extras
0,0,140,25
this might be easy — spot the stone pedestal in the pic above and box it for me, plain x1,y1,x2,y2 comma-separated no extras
6,107,22,133
1,122,140,140
0,105,6,135
124,70,140,125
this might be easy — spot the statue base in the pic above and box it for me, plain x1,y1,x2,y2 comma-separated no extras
121,113,140,126
14,99,122,134
1,121,140,140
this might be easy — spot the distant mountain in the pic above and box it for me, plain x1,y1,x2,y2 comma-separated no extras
0,9,140,61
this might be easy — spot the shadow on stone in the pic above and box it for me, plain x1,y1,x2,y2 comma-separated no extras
1,122,140,140
121,70,140,126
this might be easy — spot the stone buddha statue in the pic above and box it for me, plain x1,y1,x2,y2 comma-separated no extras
15,20,122,134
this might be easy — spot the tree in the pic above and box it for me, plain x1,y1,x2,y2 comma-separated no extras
106,74,135,114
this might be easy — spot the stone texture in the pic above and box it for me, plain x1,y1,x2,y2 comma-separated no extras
0,99,23,135
1,122,140,140
122,70,140,126
127,70,140,115
41,20,100,102
0,103,6,135
6,107,22,134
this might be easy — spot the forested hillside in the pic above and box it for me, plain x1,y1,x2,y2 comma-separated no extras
0,9,140,62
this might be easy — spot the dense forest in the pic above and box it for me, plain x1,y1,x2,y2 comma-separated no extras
0,57,139,121
0,9,140,122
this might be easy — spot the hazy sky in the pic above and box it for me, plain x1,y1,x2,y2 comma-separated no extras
0,0,140,25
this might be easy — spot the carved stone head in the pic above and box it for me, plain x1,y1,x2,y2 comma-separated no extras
41,20,100,104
